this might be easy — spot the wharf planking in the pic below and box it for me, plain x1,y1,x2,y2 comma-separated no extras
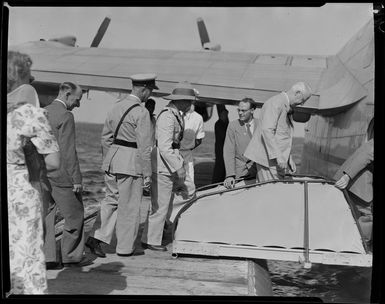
48,190,272,295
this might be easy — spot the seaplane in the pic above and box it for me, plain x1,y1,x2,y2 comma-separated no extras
7,8,379,297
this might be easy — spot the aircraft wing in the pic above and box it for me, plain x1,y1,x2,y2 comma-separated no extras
10,40,367,115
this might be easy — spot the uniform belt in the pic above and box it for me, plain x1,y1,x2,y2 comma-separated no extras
113,139,137,148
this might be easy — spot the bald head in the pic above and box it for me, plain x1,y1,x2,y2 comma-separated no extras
287,82,312,107
58,81,83,111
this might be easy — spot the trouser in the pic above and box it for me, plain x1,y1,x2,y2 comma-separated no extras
256,163,285,182
350,193,373,243
89,172,119,245
212,156,226,184
115,174,143,255
44,185,85,263
141,172,178,246
167,150,195,222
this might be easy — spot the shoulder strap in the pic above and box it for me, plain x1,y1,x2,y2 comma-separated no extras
157,108,183,130
113,103,140,140
157,108,184,140
157,109,169,121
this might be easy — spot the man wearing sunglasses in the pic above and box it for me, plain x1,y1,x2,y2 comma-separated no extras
223,98,258,189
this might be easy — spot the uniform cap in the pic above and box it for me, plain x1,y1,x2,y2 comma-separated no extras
130,73,159,90
164,81,198,101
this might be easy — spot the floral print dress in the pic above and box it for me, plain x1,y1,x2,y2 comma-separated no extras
7,103,59,294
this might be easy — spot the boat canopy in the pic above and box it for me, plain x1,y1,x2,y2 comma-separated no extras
172,176,372,268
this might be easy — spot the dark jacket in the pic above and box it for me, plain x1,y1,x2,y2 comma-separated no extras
334,139,373,203
45,100,82,187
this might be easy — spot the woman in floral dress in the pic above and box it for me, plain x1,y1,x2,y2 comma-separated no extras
7,51,60,294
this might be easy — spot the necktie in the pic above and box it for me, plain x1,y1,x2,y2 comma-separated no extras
246,123,252,138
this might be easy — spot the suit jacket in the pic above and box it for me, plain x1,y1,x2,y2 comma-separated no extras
152,105,184,175
45,99,82,187
334,139,373,203
244,93,294,168
101,95,152,177
223,118,257,178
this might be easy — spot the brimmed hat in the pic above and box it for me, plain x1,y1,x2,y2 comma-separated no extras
131,73,159,90
164,81,198,101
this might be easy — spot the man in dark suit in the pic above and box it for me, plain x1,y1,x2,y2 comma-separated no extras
334,138,373,244
223,98,258,189
44,82,91,268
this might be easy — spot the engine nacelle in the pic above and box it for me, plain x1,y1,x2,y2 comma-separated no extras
48,36,77,47
203,42,221,52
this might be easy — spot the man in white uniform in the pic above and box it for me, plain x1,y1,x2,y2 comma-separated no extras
141,81,197,251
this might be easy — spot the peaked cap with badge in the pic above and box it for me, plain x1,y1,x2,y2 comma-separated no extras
130,73,159,90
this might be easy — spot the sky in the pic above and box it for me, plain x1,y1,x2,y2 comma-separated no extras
7,4,373,136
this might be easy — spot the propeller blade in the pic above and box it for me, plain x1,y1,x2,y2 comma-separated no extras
90,16,111,47
197,17,210,48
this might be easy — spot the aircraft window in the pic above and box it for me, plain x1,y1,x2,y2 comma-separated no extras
255,55,287,64
291,57,326,68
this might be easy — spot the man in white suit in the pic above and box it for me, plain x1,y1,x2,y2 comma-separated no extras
244,82,312,181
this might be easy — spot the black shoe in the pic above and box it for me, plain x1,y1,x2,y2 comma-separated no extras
141,242,167,252
63,257,94,268
46,262,63,270
86,236,106,258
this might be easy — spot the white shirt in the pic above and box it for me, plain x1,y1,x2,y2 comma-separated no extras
129,94,141,103
54,98,67,109
180,110,205,150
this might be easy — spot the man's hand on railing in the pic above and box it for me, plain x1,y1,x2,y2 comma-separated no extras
335,173,350,189
223,176,236,189
276,157,287,171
